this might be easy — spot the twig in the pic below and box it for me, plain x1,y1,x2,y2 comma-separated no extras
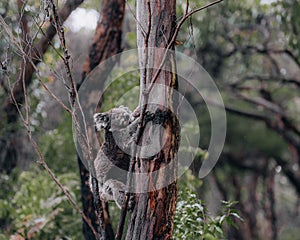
17,0,32,132
125,0,146,37
0,15,72,113
185,0,189,16
115,2,152,239
6,71,99,240
49,0,93,163
231,74,300,88
2,2,99,238
234,91,284,116
116,1,225,238
1,1,100,238
147,0,224,93
50,1,76,105
220,101,300,149
33,138,99,239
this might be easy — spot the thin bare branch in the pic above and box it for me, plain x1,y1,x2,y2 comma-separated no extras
223,101,300,149
0,16,72,114
148,0,224,93
232,74,300,88
185,0,189,16
49,0,76,105
224,104,269,122
125,0,146,37
7,76,99,240
234,91,284,116
32,138,99,239
1,0,84,124
116,2,153,238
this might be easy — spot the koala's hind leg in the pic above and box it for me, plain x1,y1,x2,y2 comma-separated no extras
94,149,112,186
102,179,126,209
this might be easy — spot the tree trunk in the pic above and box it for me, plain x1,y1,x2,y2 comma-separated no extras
126,1,179,239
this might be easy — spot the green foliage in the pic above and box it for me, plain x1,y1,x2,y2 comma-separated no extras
178,169,203,195
102,71,140,111
0,112,80,239
274,0,300,60
0,167,82,239
174,189,242,240
0,170,20,234
39,112,77,174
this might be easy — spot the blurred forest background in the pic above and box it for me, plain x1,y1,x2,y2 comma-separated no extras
0,0,299,239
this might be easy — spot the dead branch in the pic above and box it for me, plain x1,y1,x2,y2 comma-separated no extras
2,0,84,124
231,74,300,88
147,0,224,93
5,58,99,240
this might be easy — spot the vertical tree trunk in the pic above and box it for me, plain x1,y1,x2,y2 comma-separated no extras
126,1,179,239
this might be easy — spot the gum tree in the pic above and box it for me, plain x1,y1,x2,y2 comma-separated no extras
123,1,179,239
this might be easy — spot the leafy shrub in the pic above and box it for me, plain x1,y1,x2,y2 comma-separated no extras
0,168,82,239
174,188,242,240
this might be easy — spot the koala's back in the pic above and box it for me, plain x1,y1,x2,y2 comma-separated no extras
98,131,130,184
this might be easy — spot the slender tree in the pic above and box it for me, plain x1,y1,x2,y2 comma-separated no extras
124,1,179,239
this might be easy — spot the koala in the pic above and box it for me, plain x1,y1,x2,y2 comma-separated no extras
94,105,135,132
101,179,126,208
92,106,139,208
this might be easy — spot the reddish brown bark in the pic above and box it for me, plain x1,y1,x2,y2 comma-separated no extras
80,0,125,85
125,1,179,239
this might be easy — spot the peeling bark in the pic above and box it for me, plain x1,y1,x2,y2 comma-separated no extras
125,1,179,239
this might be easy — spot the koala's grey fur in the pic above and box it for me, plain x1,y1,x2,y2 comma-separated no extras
101,179,126,208
94,105,135,132
92,106,138,208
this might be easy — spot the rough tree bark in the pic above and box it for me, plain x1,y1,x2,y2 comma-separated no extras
77,0,125,239
125,1,179,239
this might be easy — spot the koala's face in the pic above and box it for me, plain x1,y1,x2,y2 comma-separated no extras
94,106,135,132
94,113,110,131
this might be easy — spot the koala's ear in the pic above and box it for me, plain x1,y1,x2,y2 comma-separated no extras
94,113,110,131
